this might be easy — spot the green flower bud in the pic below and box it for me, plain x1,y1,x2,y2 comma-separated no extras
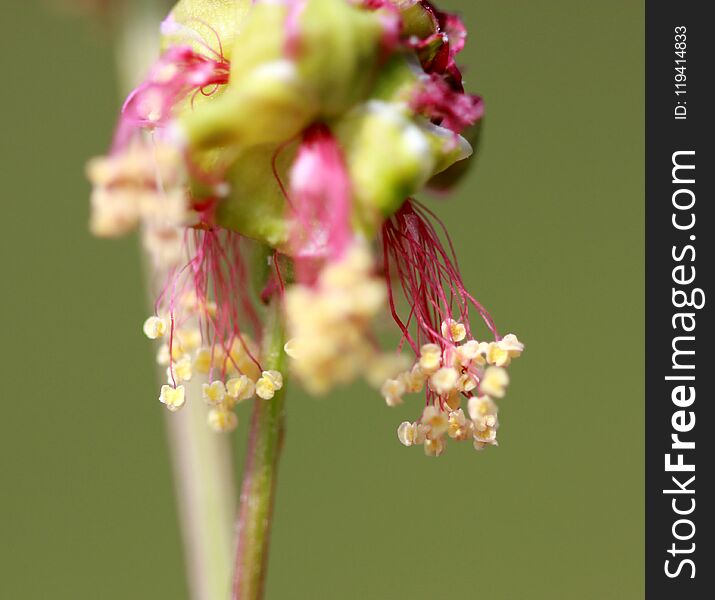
337,101,472,231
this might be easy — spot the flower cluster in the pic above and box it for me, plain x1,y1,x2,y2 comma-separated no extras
392,330,524,455
89,0,523,449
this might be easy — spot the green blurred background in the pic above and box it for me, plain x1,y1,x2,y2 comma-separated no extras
0,1,643,598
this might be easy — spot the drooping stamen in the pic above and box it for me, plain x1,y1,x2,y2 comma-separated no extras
156,226,263,386
381,199,498,356
287,123,352,282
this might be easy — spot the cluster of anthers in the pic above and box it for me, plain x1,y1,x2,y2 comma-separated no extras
144,304,283,432
391,328,523,455
88,0,524,452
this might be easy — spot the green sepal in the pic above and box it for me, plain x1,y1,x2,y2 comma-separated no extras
427,120,482,191
161,0,251,60
295,0,387,117
214,143,297,247
336,102,472,233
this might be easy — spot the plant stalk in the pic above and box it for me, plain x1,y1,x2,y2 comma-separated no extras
115,3,238,600
233,298,287,600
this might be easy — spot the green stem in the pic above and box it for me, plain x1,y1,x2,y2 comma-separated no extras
233,299,287,600
116,3,237,600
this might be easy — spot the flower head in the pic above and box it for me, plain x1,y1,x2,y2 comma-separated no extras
89,0,522,444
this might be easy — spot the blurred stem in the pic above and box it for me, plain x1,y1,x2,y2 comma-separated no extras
115,3,237,600
233,298,287,600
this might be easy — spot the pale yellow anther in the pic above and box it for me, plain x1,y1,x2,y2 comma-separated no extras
284,242,386,393
457,372,478,393
255,370,283,400
207,408,238,433
156,343,184,366
445,391,462,411
397,421,416,447
448,409,473,440
226,335,261,381
381,378,406,407
499,333,524,358
366,353,411,389
176,328,202,352
467,395,498,422
473,439,489,451
418,343,442,374
180,291,199,310
458,340,486,367
194,348,212,374
468,396,499,446
350,281,387,317
194,347,225,375
159,384,186,412
226,375,255,402
156,344,171,366
399,365,425,394
168,356,193,383
429,367,459,395
413,423,428,445
422,405,448,438
424,437,445,457
487,342,511,367
143,315,168,340
441,318,466,343
480,366,509,398
202,380,226,406
473,426,498,446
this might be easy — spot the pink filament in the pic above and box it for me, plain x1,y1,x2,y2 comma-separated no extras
156,227,263,385
381,200,498,357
